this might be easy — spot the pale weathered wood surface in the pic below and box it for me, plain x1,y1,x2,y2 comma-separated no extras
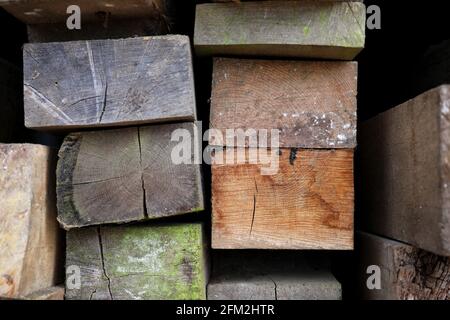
0,58,21,143
212,148,354,249
22,285,65,300
359,85,450,256
208,251,341,300
0,0,173,24
23,35,196,130
358,232,450,300
0,144,63,298
210,58,357,148
194,1,366,59
65,223,208,300
57,123,204,229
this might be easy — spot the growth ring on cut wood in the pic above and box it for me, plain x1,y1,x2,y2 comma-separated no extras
212,148,354,250
65,223,208,300
56,123,204,229
210,58,358,149
23,35,196,130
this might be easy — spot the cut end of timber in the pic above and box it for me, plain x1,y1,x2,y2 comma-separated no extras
23,35,196,131
210,58,358,149
211,148,354,250
208,251,341,300
65,223,208,300
56,124,204,229
194,1,366,60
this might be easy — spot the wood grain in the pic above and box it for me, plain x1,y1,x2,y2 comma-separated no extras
210,58,357,148
0,0,173,24
65,223,208,300
208,251,341,300
212,148,354,249
22,285,65,300
0,144,63,298
23,35,196,130
57,123,204,229
359,85,450,256
194,1,366,59
358,232,450,300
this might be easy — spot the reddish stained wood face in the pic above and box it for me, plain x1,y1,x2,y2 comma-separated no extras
212,148,354,250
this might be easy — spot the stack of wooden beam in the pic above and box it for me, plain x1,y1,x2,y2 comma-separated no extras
1,0,208,300
358,40,450,299
194,0,366,299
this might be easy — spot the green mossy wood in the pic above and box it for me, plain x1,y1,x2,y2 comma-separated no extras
194,1,366,60
56,123,204,229
65,223,208,300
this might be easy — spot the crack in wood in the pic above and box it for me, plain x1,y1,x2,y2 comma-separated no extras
65,95,101,109
249,180,258,235
268,277,278,300
89,289,97,300
347,2,364,35
97,227,113,300
137,128,148,218
98,81,108,123
24,83,73,124
24,49,39,64
72,173,140,186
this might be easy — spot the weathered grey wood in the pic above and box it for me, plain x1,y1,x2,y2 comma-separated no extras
194,1,366,60
23,35,196,130
359,85,450,256
27,18,170,43
210,58,358,148
358,232,450,300
0,0,173,24
208,251,341,300
0,58,21,142
57,123,204,229
65,223,208,300
0,144,63,299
